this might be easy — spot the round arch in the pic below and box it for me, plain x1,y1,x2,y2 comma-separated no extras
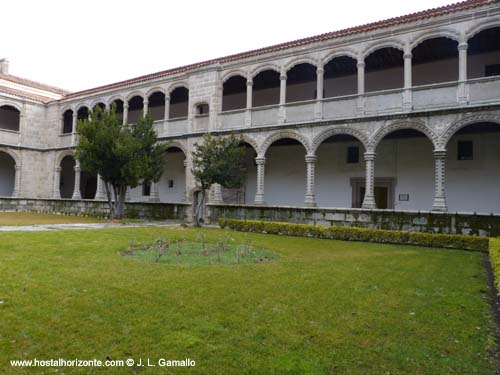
167,82,190,95
126,91,145,102
369,121,438,151
221,70,249,83
362,39,405,60
0,101,22,113
410,29,461,49
259,131,310,156
311,127,369,155
466,20,500,40
0,150,17,197
146,87,166,98
250,64,281,78
163,140,188,156
441,115,500,148
322,50,359,66
284,57,318,72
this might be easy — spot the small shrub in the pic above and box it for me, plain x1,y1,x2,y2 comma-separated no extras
219,219,488,252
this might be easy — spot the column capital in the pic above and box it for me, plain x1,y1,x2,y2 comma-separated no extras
183,159,188,167
246,79,253,86
458,42,468,51
305,154,317,163
55,166,62,172
433,149,447,158
364,151,376,160
404,53,412,60
255,156,266,165
74,165,81,173
143,99,149,105
357,61,365,68
280,74,287,81
164,95,170,102
316,67,324,74
123,102,129,108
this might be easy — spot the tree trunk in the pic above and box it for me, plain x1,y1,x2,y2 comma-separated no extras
104,182,115,218
194,188,206,226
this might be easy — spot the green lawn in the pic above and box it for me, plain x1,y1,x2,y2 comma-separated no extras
0,227,497,374
0,212,105,226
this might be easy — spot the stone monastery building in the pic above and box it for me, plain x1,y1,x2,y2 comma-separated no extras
1,0,500,216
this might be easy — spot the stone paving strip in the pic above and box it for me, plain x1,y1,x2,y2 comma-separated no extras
0,221,185,232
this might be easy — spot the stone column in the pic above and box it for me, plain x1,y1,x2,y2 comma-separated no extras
304,154,317,207
53,166,61,198
94,175,106,200
164,95,170,121
212,183,223,204
432,149,448,212
72,163,82,200
123,102,129,125
279,71,287,124
361,151,376,209
13,165,21,198
458,42,468,103
356,60,365,115
150,181,160,202
403,49,413,110
245,78,253,126
254,156,266,204
143,98,149,117
315,66,324,120
71,111,77,146
184,159,190,202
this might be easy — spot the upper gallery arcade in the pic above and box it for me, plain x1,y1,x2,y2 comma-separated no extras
1,0,500,214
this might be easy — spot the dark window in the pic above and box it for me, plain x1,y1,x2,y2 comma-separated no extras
485,64,500,77
168,179,174,188
347,146,359,164
142,182,151,196
196,103,209,115
457,141,473,160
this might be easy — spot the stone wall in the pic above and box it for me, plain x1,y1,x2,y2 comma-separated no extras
207,204,500,237
0,198,191,221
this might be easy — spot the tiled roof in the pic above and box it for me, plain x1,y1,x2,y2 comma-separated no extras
0,85,56,104
63,0,496,100
0,73,69,96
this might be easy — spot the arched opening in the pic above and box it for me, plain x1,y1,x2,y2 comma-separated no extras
365,47,404,92
62,109,73,134
93,102,106,120
445,122,500,213
158,146,186,202
412,37,458,85
373,128,434,210
59,155,75,199
324,56,358,98
169,87,189,119
0,105,20,132
127,96,144,124
148,91,165,121
468,26,500,79
0,152,16,197
315,134,365,207
222,75,247,111
252,70,280,107
80,171,97,199
77,106,89,121
264,138,307,205
110,99,124,123
286,63,317,102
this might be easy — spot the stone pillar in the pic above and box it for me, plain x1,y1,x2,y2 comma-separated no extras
403,49,413,110
71,111,77,146
143,98,149,117
123,102,129,125
458,42,468,103
304,154,317,207
212,183,223,204
164,95,170,121
315,66,324,120
184,159,190,202
13,165,21,198
150,181,160,202
53,166,61,198
254,156,266,204
356,60,365,115
245,78,253,126
94,175,106,200
362,151,376,209
72,163,82,200
279,71,287,124
432,149,448,212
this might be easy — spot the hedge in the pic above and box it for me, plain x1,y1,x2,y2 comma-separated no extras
218,218,489,252
489,238,500,291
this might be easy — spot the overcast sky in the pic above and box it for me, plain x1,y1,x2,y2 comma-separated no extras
3,0,455,92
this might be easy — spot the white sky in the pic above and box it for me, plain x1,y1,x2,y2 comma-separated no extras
3,0,455,92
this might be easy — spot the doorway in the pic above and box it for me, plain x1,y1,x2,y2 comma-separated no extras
351,178,395,209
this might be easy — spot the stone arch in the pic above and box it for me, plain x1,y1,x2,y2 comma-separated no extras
0,100,22,113
369,120,438,151
126,91,145,102
162,140,188,156
250,63,281,78
284,57,318,72
440,114,500,148
75,103,91,113
145,86,166,98
167,82,190,95
259,131,310,156
107,95,125,106
90,99,107,110
221,69,249,83
410,28,461,49
60,105,74,116
362,39,405,60
311,127,369,155
0,147,20,166
466,18,500,40
239,135,259,154
322,49,359,66
55,150,75,167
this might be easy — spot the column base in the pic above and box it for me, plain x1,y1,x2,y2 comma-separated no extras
431,197,448,212
254,194,265,205
304,195,316,207
361,195,376,209
72,193,82,200
149,196,160,203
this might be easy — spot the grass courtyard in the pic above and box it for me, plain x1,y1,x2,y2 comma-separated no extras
0,211,104,226
0,223,498,374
